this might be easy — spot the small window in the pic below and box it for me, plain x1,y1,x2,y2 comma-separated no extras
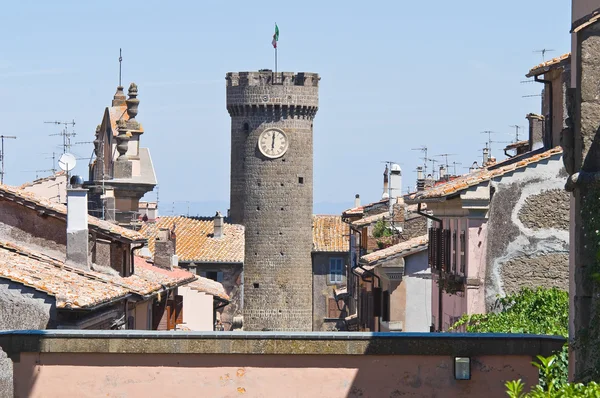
298,177,304,184
243,123,250,133
329,258,344,284
202,271,224,283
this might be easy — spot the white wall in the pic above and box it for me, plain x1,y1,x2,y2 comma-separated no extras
403,250,432,332
178,286,214,331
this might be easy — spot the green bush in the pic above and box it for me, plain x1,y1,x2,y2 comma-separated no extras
506,354,600,397
372,219,393,239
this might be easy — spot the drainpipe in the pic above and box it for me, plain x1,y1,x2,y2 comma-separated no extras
345,223,382,331
130,242,146,276
534,75,553,148
417,202,444,332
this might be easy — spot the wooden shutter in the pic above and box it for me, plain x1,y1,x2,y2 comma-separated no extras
152,299,168,331
328,298,342,319
175,295,184,325
167,298,176,330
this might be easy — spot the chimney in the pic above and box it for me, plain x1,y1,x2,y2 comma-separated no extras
527,113,545,151
381,165,389,199
214,211,224,239
154,227,176,270
354,194,361,208
389,163,402,199
483,146,489,166
439,165,446,181
416,166,425,191
66,184,90,269
469,161,479,173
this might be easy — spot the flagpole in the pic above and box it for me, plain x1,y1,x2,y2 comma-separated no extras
275,22,278,75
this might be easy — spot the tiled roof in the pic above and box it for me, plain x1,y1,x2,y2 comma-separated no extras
139,216,245,263
0,184,145,242
504,140,529,151
187,277,230,301
351,212,388,228
526,53,571,77
572,10,600,33
133,256,196,290
360,235,428,266
107,105,145,136
343,198,389,217
312,215,349,252
19,171,66,189
407,147,563,201
0,240,203,309
0,241,130,309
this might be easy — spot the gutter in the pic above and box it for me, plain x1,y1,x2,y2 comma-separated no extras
417,203,444,332
130,242,146,276
61,293,133,312
533,74,553,148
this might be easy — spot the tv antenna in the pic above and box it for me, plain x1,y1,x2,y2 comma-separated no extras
119,48,123,87
522,94,542,98
533,48,555,61
45,120,76,154
424,157,439,180
435,153,456,170
509,125,524,142
480,131,503,154
411,146,428,175
0,135,17,184
451,161,462,176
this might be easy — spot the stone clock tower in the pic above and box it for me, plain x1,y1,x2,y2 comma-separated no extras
226,70,319,331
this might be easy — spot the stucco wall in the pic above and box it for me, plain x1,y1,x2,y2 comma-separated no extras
134,300,150,330
0,281,55,330
179,286,214,331
12,352,535,398
485,155,569,309
404,250,432,332
1,331,564,398
312,252,348,331
184,263,243,331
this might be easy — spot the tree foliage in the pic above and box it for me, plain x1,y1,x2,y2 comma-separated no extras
372,219,393,239
450,287,568,337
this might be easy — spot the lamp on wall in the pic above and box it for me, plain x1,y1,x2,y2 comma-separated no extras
454,357,471,380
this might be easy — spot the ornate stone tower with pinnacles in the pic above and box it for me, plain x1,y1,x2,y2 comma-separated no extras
226,70,319,331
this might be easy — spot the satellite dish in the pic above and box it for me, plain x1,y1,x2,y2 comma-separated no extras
58,153,77,172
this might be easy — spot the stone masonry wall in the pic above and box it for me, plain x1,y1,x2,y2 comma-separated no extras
485,155,569,309
227,71,319,331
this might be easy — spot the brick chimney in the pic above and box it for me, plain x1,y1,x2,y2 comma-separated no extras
214,211,224,239
381,164,389,199
527,113,545,151
154,227,176,270
416,166,425,191
66,187,90,269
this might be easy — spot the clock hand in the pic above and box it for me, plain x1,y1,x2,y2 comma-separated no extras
271,132,275,149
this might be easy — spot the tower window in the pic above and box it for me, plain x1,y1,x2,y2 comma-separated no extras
243,123,249,133
298,177,304,184
253,283,260,289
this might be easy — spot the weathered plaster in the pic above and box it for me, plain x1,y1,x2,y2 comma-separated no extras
485,156,568,308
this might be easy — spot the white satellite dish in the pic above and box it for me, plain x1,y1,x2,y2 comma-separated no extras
58,153,77,172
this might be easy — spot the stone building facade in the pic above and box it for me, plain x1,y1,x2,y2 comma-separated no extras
226,70,319,331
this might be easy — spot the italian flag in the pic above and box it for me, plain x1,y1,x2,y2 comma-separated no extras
272,24,279,48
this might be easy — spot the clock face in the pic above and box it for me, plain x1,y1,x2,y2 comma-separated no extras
258,129,289,159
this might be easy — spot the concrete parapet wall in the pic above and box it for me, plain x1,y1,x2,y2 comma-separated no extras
0,330,564,397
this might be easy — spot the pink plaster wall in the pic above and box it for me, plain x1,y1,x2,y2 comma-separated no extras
13,353,538,398
467,219,487,315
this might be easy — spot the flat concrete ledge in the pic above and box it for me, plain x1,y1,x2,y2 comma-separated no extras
0,330,565,359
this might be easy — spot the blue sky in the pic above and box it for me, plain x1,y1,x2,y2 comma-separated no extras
0,0,571,215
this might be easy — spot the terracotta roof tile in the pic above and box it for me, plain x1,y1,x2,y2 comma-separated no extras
186,277,230,301
19,171,66,189
407,147,563,201
133,256,196,290
358,235,428,271
139,217,244,263
0,241,130,309
527,53,571,77
312,215,349,252
0,184,145,242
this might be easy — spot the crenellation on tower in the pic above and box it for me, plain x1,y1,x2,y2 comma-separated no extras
227,70,319,331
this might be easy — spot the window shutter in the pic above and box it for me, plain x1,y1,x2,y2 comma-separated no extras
175,294,184,325
373,287,382,317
